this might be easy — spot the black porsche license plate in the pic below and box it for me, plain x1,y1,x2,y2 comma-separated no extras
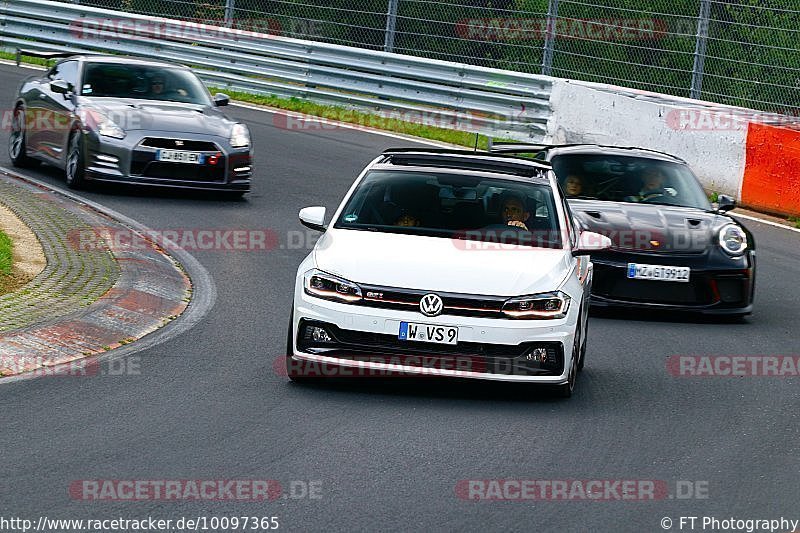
627,263,691,282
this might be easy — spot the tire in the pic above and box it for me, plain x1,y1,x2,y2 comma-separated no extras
577,303,588,372
65,131,87,190
285,309,310,383
8,107,39,168
555,323,581,398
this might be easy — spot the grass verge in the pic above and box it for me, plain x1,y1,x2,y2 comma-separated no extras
0,229,16,295
0,50,52,67
0,230,11,275
207,87,496,150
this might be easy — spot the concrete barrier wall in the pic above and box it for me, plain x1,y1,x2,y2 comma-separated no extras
545,79,749,199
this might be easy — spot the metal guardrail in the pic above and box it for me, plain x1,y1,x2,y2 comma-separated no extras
0,0,553,141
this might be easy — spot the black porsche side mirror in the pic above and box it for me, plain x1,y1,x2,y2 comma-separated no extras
213,93,230,106
50,79,71,95
717,194,736,213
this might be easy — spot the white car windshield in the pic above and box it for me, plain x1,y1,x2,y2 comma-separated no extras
334,170,563,249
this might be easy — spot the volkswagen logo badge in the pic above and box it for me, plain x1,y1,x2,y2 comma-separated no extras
419,293,444,317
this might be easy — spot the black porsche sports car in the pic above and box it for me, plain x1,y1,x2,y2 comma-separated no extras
9,52,252,195
491,143,755,316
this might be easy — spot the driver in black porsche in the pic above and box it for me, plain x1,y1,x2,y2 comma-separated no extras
629,168,678,203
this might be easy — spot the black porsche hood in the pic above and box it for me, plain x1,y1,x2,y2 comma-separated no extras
79,98,236,137
570,199,729,253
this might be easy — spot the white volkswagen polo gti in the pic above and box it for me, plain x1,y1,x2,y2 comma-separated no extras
287,149,610,396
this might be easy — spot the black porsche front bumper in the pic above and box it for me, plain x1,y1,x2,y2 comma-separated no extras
588,250,755,315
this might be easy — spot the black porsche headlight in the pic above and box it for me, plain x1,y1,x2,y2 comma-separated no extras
230,123,250,148
719,224,748,255
303,269,362,303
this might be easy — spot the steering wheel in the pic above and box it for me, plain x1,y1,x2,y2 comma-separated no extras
638,190,666,203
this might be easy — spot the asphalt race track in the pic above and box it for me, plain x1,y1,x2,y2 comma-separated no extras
1,62,798,532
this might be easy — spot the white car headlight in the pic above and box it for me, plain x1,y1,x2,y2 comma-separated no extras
230,123,250,148
78,108,125,139
719,224,747,255
502,291,571,319
304,269,362,303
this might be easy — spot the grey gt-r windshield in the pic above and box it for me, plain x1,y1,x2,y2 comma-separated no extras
81,63,211,105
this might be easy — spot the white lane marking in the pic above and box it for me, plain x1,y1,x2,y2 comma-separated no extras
733,212,800,235
0,58,47,70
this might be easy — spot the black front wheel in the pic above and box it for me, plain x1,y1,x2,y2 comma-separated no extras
578,303,588,372
9,107,38,168
65,132,87,190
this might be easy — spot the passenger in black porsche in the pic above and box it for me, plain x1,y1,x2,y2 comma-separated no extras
564,174,584,197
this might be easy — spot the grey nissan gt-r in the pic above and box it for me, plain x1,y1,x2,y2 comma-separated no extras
9,52,252,195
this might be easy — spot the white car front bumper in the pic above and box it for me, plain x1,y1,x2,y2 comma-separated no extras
290,282,580,384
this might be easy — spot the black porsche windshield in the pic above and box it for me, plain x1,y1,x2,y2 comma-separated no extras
552,154,713,210
80,63,211,105
334,170,563,249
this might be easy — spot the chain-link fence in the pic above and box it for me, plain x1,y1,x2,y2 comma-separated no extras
69,0,799,114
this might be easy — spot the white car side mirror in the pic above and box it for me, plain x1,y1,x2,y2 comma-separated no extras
572,231,612,256
299,206,327,232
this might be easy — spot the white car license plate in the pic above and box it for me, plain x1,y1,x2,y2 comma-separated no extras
399,322,458,345
627,263,691,282
157,150,204,164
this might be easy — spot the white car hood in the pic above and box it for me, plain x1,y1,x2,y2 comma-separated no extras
313,229,571,296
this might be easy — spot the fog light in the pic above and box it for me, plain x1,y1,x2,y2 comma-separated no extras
310,326,332,343
526,347,548,363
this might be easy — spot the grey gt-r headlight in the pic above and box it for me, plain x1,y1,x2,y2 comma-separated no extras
230,123,250,148
78,108,125,139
